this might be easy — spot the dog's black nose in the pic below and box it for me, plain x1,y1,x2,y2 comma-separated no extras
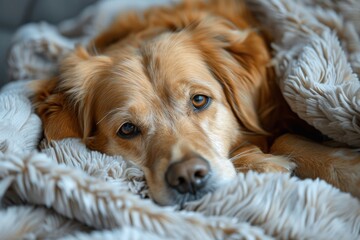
165,156,210,194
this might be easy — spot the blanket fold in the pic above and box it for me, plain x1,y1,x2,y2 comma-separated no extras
245,0,360,146
1,0,360,239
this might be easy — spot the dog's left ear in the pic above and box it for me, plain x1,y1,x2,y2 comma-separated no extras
195,18,272,135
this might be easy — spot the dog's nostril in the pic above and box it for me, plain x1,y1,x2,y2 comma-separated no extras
194,167,207,179
178,176,186,185
165,156,210,194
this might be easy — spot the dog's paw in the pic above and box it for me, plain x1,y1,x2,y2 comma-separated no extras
263,155,296,173
231,144,296,174
233,154,296,174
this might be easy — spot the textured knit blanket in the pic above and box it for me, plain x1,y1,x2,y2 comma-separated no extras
1,0,360,239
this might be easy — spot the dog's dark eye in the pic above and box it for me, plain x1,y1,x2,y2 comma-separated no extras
192,95,211,111
117,122,140,139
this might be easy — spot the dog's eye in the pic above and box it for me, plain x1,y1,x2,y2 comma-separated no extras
117,122,140,139
192,95,211,111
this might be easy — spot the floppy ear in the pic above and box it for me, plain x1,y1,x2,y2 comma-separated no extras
33,79,81,140
194,18,273,135
33,79,82,140
33,47,112,141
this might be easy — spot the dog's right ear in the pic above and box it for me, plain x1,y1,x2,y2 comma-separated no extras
32,46,113,141
32,77,82,140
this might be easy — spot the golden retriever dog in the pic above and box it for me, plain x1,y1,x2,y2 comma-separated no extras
33,0,360,205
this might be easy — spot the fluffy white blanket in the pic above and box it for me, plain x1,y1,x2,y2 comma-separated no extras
1,0,360,239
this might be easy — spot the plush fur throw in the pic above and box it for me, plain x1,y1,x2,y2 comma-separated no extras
1,0,360,239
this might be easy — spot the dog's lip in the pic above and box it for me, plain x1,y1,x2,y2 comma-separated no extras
168,175,218,207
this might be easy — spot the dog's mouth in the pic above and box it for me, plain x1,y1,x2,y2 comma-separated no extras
169,177,218,208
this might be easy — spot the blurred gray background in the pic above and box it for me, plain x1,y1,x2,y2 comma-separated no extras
0,0,98,88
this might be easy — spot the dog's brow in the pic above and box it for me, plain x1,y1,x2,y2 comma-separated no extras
96,108,123,125
187,83,212,94
97,104,153,129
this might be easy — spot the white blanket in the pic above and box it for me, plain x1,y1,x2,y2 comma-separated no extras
1,0,360,239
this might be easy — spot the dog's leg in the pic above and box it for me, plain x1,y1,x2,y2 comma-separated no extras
270,134,360,198
230,143,296,173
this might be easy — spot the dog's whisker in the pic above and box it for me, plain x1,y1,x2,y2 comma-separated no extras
234,166,252,172
229,149,251,161
229,141,251,155
229,148,258,162
91,42,99,56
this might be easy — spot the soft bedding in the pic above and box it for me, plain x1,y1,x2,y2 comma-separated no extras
1,0,360,239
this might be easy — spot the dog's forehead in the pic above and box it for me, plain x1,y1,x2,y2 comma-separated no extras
111,32,220,97
141,32,212,84
98,31,225,124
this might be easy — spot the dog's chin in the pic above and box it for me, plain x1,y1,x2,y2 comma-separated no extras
171,183,218,208
150,176,230,207
152,186,216,207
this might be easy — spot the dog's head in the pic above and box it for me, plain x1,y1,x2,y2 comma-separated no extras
34,1,272,205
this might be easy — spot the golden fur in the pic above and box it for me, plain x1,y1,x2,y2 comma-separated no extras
33,0,360,205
